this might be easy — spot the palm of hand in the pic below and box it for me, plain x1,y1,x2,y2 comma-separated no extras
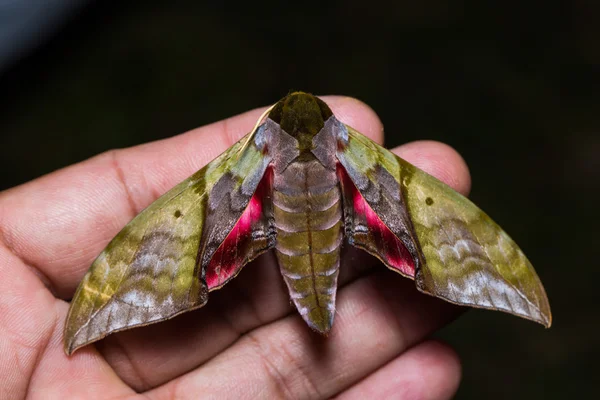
0,97,466,399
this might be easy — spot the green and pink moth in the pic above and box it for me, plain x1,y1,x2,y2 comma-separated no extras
64,92,551,355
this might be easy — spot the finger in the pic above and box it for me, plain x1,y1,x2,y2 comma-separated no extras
99,142,470,390
145,270,463,400
395,140,471,196
336,340,461,400
0,249,134,399
0,243,58,398
23,302,135,399
0,96,383,299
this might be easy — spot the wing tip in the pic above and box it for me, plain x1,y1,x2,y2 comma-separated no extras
63,338,79,356
524,310,552,328
64,330,95,356
64,346,74,356
541,311,552,328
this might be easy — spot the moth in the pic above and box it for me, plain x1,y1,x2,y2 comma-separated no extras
64,92,551,355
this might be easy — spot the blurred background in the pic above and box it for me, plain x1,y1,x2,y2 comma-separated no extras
0,1,597,398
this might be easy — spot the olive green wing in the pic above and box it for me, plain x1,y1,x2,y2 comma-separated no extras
337,124,551,327
64,132,273,355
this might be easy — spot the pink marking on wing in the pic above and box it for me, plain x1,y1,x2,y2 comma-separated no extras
206,167,272,289
339,166,415,277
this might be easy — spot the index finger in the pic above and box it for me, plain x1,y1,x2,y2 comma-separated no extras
0,96,384,298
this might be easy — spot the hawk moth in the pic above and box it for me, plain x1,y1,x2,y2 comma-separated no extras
64,92,551,355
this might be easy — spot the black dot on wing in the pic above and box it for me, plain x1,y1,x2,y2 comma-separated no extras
425,197,434,206
174,210,182,218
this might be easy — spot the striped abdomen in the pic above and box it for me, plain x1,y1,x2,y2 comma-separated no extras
273,159,343,333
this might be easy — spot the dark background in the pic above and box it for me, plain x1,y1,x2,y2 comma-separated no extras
1,1,597,398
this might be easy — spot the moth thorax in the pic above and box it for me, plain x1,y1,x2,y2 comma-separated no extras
268,92,333,152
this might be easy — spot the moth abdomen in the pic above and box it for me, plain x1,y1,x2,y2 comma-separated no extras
272,158,343,334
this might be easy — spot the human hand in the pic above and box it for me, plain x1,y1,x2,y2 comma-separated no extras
0,97,468,399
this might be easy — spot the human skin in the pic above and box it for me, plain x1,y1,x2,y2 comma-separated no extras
0,96,468,399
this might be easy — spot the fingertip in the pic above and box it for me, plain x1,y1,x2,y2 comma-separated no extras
390,340,462,400
321,95,384,145
381,340,462,400
417,340,463,397
338,339,462,400
393,140,472,196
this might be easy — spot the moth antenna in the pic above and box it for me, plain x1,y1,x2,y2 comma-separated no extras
238,104,275,157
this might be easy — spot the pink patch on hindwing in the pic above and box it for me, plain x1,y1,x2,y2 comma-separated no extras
339,166,415,277
205,168,272,289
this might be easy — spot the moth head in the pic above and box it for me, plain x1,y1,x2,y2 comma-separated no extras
268,92,333,151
